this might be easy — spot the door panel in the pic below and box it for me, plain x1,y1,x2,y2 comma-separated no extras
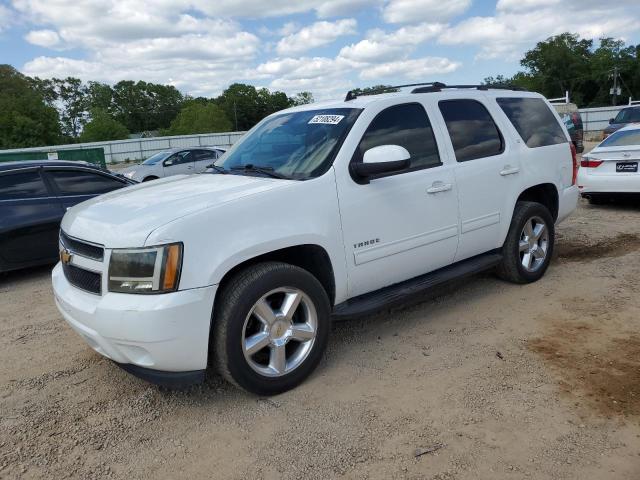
162,151,195,176
194,150,218,173
335,101,460,298
436,98,520,262
0,170,64,268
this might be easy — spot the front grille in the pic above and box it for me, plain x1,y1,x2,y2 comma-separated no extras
62,262,102,295
60,231,104,261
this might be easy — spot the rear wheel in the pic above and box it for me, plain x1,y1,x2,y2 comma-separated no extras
212,262,330,395
497,201,554,284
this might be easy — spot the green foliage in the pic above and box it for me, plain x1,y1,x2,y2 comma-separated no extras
163,102,232,136
291,91,314,106
0,65,61,149
487,33,640,107
80,109,129,142
217,83,294,130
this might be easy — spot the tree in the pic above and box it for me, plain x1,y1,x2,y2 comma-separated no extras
163,102,232,135
0,65,61,149
216,83,294,131
53,77,88,139
80,109,129,142
291,91,314,106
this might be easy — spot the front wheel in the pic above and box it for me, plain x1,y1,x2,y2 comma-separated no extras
497,201,555,284
212,262,330,395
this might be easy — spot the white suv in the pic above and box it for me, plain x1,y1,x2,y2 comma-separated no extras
52,83,579,395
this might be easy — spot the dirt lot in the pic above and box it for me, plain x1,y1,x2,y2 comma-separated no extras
2,199,640,480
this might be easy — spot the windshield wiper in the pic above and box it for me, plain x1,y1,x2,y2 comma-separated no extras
230,164,291,180
206,164,229,174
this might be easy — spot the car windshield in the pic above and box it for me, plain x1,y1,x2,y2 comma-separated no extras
600,129,640,147
215,108,361,179
142,151,170,165
614,108,640,124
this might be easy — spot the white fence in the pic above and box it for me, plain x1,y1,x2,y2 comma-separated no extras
0,131,247,164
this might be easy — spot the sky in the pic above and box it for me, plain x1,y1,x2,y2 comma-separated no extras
0,0,639,101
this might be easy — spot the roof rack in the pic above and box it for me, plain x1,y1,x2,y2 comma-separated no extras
344,82,527,101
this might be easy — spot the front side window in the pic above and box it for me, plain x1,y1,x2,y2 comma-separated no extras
0,171,48,200
355,103,441,173
439,99,504,162
216,108,361,180
497,97,567,148
47,170,126,196
164,151,193,166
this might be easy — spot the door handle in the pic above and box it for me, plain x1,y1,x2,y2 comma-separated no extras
427,181,453,194
500,165,520,176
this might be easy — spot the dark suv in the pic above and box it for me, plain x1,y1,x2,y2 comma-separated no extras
0,161,134,273
603,106,640,139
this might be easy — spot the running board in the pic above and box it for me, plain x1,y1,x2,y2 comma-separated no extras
332,251,502,320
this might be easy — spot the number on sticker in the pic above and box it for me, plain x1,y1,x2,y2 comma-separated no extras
308,115,345,125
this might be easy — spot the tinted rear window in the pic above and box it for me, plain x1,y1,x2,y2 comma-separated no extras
0,171,49,200
439,99,504,162
497,98,567,148
600,129,640,147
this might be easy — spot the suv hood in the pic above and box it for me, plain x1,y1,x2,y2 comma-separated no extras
61,173,292,247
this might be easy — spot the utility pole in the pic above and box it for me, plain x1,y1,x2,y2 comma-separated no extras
233,100,238,131
610,66,621,106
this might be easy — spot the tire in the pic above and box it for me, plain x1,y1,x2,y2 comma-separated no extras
142,176,158,182
497,201,555,284
212,262,330,396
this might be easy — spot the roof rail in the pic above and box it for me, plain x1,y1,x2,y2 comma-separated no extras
344,82,527,101
548,91,570,104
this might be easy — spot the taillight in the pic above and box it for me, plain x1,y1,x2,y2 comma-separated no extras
570,143,578,185
580,159,603,168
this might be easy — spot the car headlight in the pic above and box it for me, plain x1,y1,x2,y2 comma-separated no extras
108,243,183,294
124,171,135,179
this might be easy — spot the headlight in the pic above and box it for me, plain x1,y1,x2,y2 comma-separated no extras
108,243,183,294
124,171,135,179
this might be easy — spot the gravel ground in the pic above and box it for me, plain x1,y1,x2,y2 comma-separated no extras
1,199,640,480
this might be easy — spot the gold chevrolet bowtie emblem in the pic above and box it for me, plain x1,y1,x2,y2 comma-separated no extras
60,248,73,265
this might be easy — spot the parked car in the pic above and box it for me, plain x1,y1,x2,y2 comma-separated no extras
0,161,135,274
52,83,578,394
579,124,640,204
120,147,226,182
603,106,640,139
551,102,584,153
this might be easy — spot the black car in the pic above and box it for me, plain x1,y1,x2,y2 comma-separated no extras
0,161,135,273
603,106,640,139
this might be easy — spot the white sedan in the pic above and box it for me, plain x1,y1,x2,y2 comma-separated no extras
578,124,640,204
120,147,226,182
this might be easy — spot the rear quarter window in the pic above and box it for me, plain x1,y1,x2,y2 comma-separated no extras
497,98,567,148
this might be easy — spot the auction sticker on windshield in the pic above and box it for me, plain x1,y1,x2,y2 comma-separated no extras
308,114,344,125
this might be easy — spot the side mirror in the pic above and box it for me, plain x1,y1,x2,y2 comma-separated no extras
351,145,410,182
609,118,615,124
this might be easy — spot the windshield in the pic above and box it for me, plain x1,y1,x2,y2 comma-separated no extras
142,151,170,165
216,108,361,179
600,129,640,147
614,108,640,124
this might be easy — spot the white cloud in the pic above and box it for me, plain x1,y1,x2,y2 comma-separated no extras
276,19,357,55
340,23,444,63
383,0,471,24
0,4,13,31
360,57,460,80
439,3,640,60
315,0,381,17
24,29,62,48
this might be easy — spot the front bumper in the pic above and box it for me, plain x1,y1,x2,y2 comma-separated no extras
52,263,216,378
